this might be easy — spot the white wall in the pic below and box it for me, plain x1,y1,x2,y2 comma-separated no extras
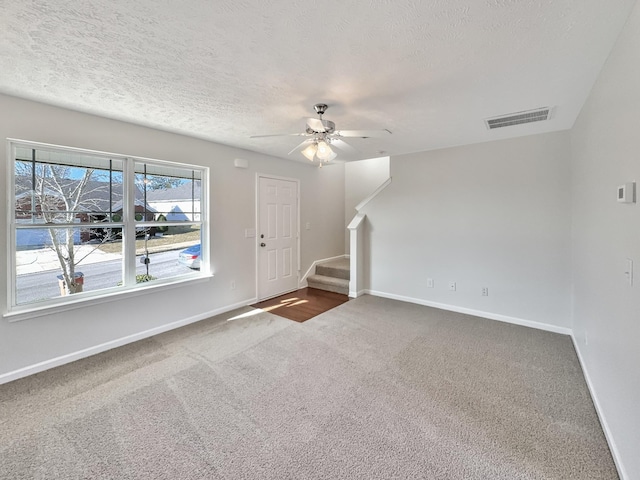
361,132,573,331
344,157,390,253
345,157,390,221
570,1,640,477
0,94,345,379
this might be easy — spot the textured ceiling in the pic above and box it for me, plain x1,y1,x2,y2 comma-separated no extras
0,0,637,162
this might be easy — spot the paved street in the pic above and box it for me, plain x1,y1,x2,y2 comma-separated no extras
15,250,196,305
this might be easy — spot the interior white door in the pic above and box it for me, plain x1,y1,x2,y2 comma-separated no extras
258,176,299,299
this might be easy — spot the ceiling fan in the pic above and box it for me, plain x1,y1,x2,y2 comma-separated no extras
250,104,392,166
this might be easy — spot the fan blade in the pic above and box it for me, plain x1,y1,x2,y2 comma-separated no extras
334,129,392,138
288,139,314,155
306,118,329,133
330,138,357,154
250,133,310,138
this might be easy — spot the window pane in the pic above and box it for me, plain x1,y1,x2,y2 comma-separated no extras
134,225,202,282
10,141,207,313
15,149,124,223
135,162,202,223
15,227,124,305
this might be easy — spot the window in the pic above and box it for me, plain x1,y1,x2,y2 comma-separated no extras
8,140,208,314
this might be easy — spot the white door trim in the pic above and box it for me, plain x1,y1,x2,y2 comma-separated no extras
255,173,301,301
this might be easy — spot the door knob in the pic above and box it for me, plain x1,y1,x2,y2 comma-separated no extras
260,243,266,247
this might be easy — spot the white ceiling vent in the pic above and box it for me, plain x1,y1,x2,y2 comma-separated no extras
485,107,554,130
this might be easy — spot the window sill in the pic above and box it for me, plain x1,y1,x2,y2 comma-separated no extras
4,273,214,322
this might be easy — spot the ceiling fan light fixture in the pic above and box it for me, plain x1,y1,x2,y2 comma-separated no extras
301,143,317,161
251,104,391,162
316,140,334,160
324,149,337,162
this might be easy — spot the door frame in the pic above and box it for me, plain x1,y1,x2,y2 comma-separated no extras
255,173,301,301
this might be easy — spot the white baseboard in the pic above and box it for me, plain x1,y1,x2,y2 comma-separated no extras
571,336,628,480
349,289,367,298
365,290,573,335
299,254,349,288
0,297,257,385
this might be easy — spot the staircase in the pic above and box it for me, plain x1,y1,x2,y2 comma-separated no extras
307,257,350,296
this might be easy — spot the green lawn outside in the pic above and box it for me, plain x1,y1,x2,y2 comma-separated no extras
97,226,201,255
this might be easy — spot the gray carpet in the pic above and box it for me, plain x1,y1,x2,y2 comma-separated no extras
0,295,617,479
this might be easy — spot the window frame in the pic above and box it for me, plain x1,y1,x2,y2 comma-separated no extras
5,139,211,319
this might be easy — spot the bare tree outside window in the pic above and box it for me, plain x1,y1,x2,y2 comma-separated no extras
15,158,122,295
9,141,206,312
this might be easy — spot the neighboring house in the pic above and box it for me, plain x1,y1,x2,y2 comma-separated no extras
14,176,155,247
146,182,201,221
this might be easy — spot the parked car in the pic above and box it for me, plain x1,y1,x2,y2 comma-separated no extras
178,243,201,269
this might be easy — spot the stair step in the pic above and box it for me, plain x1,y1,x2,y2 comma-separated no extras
316,258,350,280
307,274,349,295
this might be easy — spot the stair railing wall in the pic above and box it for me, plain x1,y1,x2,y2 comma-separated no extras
347,176,392,298
347,213,366,297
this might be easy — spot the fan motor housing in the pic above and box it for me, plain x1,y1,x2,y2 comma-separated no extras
307,120,335,134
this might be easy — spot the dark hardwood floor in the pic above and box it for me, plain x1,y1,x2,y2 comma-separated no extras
251,287,349,322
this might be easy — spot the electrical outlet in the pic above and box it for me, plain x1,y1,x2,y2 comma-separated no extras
427,278,434,288
449,281,456,291
481,287,489,296
230,280,236,290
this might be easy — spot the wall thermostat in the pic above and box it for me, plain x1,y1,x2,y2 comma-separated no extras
234,158,249,169
617,182,636,203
